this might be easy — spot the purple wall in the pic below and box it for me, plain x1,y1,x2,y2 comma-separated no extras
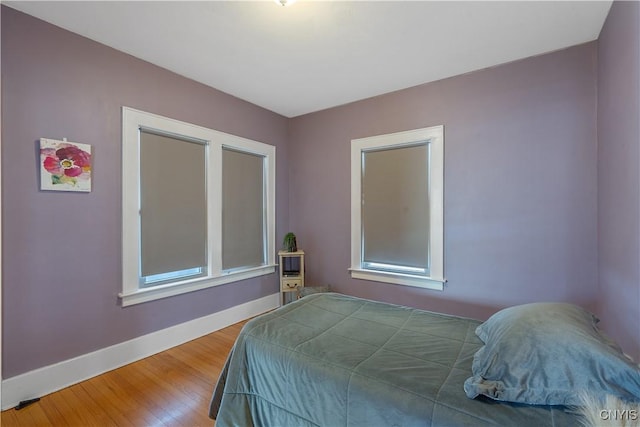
597,0,640,360
289,43,599,322
1,7,289,378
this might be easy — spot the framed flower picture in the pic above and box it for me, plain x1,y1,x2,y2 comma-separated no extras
40,138,92,192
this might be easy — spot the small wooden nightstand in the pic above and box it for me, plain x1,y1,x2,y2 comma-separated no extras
278,250,305,305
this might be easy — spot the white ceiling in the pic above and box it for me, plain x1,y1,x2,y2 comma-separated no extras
4,1,613,118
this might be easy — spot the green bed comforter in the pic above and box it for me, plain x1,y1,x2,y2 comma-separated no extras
210,293,579,426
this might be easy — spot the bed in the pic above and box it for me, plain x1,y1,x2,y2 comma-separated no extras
210,292,640,426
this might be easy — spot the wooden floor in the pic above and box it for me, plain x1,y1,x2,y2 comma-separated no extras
1,320,246,427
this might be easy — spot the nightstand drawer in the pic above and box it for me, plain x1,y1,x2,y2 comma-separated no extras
281,279,302,292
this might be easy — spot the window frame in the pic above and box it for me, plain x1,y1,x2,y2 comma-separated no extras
121,107,276,306
349,125,445,291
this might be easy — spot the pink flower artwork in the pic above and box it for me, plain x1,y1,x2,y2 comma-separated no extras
40,138,92,192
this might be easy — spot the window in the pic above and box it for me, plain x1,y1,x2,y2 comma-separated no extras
350,125,444,290
121,107,276,306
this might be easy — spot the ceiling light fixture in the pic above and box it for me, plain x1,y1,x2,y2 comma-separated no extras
274,0,296,6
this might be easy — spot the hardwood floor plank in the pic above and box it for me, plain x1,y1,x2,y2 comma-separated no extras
0,319,246,427
1,408,21,425
15,404,49,426
110,368,185,426
81,374,163,426
68,382,116,426
47,387,98,427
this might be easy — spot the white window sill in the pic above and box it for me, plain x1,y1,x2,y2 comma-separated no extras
349,268,445,291
120,264,276,307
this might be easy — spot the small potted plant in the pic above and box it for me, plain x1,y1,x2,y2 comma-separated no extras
283,232,297,252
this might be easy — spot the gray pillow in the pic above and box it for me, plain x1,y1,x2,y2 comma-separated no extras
464,302,640,405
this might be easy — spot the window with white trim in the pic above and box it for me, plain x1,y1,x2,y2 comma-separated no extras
121,107,276,306
350,125,445,290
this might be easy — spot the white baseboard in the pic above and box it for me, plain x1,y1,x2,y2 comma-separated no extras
1,293,279,410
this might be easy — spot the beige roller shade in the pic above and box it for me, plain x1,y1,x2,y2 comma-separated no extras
222,148,265,271
139,130,207,280
361,143,430,271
